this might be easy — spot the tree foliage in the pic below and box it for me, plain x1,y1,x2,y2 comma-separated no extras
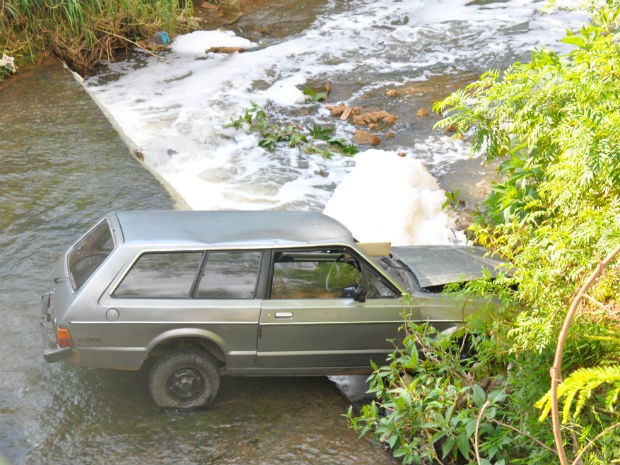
434,3,620,460
350,3,620,464
433,3,620,351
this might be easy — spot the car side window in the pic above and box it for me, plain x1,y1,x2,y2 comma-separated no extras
195,251,262,299
270,249,363,299
114,252,203,298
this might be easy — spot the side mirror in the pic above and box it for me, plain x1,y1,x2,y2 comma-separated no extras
342,285,366,302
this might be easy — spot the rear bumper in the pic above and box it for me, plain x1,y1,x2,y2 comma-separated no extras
43,346,72,363
41,291,72,363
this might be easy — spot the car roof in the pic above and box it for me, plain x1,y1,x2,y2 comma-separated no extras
112,210,355,248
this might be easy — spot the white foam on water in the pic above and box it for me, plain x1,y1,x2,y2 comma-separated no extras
84,0,586,217
170,30,256,54
324,150,463,246
324,150,466,403
262,76,309,106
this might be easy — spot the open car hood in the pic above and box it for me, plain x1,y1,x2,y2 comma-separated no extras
391,245,506,289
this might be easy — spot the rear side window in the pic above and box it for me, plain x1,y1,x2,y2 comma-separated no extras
68,219,114,291
114,252,203,298
196,251,262,299
113,250,262,299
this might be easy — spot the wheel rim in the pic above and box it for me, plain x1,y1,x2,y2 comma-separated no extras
166,368,206,403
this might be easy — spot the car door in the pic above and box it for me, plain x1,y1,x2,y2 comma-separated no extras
256,247,413,371
97,250,264,371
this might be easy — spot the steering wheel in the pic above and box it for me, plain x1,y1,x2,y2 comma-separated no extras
325,254,346,292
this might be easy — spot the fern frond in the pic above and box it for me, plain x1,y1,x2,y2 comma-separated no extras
606,386,620,411
536,365,620,422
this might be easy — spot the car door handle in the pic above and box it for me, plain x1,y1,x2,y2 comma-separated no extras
274,312,293,319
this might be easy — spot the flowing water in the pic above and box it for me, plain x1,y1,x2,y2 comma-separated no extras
0,59,396,465
0,1,587,464
84,0,584,224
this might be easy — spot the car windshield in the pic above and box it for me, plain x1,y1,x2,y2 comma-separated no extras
67,219,114,291
370,255,416,291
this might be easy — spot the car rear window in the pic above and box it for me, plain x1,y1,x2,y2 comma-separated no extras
68,219,115,291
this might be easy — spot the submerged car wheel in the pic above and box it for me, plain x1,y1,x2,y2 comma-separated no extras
148,349,220,409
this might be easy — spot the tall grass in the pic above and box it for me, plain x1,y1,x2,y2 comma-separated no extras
1,0,194,75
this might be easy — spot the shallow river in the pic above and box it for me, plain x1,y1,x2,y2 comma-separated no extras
83,0,583,242
0,59,397,465
0,1,586,464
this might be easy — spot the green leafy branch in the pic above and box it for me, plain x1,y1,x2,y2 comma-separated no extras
347,322,517,465
538,245,620,465
225,102,358,159
537,365,620,423
302,86,327,102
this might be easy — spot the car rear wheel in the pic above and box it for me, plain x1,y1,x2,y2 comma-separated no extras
148,349,220,409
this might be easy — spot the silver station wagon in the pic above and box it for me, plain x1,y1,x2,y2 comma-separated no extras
42,210,502,409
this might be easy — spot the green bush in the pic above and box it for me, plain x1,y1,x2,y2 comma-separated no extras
346,321,553,465
350,3,620,464
433,8,620,336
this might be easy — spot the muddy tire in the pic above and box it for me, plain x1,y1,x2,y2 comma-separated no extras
148,349,220,410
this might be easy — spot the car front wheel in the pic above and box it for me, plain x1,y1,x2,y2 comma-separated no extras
148,349,220,409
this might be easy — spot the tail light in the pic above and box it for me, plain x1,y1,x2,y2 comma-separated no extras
57,327,73,348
